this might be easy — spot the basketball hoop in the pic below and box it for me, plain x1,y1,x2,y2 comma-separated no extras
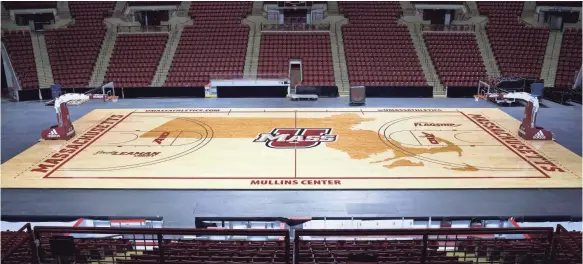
106,95,119,103
473,95,486,102
41,92,117,140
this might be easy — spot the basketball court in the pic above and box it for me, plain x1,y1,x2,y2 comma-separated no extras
1,108,581,189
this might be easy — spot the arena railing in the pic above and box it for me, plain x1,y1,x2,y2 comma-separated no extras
294,227,555,264
209,73,289,80
116,25,171,33
261,23,331,32
1,223,38,264
552,224,582,263
421,24,476,32
34,226,291,264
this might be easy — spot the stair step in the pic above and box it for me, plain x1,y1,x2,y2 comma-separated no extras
152,26,185,86
89,28,117,87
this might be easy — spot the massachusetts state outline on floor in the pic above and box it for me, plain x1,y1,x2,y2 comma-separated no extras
2,108,581,189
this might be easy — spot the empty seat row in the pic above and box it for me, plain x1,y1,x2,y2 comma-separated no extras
1,31,38,89
555,28,581,88
340,1,427,87
424,32,487,87
45,1,116,88
258,33,335,86
104,34,168,87
477,2,549,78
164,2,252,87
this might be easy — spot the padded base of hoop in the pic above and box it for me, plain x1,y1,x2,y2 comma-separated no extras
41,125,76,140
518,125,553,141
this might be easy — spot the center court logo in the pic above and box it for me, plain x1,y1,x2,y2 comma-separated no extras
253,128,338,149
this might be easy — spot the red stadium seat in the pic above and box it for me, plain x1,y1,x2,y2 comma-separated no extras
554,28,582,88
1,31,38,89
477,2,549,78
104,34,168,88
44,1,116,88
165,2,252,87
424,32,488,87
258,33,335,86
339,2,426,86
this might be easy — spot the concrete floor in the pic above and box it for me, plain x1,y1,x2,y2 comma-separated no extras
1,97,581,227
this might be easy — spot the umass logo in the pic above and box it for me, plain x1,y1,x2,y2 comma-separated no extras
253,128,338,149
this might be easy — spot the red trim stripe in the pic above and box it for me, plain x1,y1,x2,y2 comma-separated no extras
64,218,85,236
509,217,530,239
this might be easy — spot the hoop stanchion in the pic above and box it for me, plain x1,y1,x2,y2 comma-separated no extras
41,93,115,140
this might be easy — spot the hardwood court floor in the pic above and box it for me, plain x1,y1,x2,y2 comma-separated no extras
1,108,581,189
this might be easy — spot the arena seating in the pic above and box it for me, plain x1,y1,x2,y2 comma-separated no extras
40,237,132,263
424,33,487,87
340,2,426,87
5,224,581,264
1,225,34,264
258,33,334,86
118,240,288,264
555,225,583,264
165,2,252,87
457,237,551,263
297,240,461,263
105,34,168,88
1,31,38,89
477,2,549,78
44,1,116,88
555,28,582,88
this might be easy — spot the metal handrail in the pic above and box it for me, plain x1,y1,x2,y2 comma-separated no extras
151,19,191,83
35,226,291,264
293,227,555,264
476,21,499,76
209,73,289,80
543,30,561,85
335,18,349,88
90,25,117,86
1,223,37,264
414,23,439,86
261,23,330,32
117,25,171,33
1,40,22,95
151,23,185,85
245,19,257,76
421,24,475,32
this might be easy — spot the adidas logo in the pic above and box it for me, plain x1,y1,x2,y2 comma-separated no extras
47,129,60,138
532,130,546,140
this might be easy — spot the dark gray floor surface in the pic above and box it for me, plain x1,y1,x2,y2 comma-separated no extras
1,98,581,227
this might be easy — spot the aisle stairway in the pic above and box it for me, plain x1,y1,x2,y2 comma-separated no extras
475,22,500,77
541,30,564,88
329,16,350,93
151,25,185,86
89,27,117,87
406,23,444,96
30,31,54,88
243,17,262,77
